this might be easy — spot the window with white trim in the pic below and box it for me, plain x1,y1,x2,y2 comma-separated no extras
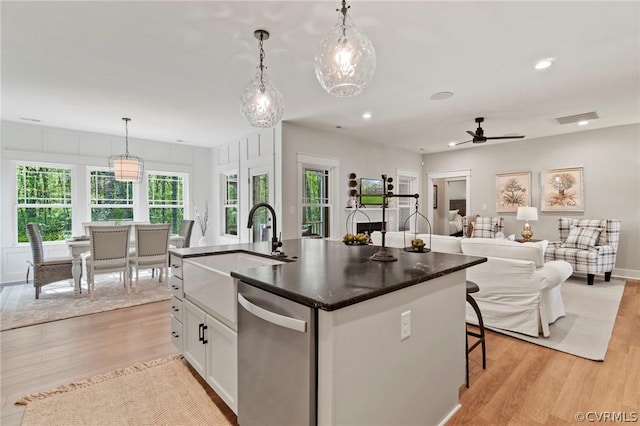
223,173,238,236
16,164,73,242
89,170,134,222
302,167,331,238
148,173,185,234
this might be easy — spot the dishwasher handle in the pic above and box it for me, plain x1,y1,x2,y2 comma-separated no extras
238,293,307,333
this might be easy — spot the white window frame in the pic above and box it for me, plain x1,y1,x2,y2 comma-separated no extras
297,154,340,239
87,167,136,223
15,161,74,243
147,171,188,233
222,170,239,237
396,170,420,233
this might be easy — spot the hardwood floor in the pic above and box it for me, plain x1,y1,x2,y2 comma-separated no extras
1,279,637,425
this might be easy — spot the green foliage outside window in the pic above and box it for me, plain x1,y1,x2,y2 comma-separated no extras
225,174,238,236
149,174,184,233
16,165,72,242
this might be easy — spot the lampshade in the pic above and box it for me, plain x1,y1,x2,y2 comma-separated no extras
314,0,376,98
240,30,284,128
516,206,538,221
108,117,144,183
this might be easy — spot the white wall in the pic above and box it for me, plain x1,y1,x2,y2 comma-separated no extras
281,122,424,240
421,123,640,278
1,120,212,283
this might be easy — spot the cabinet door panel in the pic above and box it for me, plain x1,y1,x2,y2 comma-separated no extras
205,314,238,414
183,300,206,376
170,315,183,353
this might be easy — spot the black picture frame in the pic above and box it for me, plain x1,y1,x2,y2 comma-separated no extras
433,185,438,209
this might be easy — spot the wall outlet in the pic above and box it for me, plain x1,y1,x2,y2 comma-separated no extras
401,310,411,340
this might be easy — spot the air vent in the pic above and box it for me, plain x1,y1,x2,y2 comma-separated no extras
555,111,599,125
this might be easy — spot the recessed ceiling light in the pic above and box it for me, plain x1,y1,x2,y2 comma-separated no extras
430,91,454,101
448,142,457,147
534,58,554,70
577,120,589,126
362,112,372,119
335,125,342,129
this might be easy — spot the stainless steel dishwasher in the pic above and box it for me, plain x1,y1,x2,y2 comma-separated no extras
237,282,316,426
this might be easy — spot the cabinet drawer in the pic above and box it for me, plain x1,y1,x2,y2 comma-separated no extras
170,254,183,279
170,315,183,353
169,275,183,298
170,295,183,323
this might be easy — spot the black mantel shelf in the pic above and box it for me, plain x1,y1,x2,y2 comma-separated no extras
169,239,486,311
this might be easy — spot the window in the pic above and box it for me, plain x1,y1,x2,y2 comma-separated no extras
148,173,185,233
302,168,330,238
89,170,134,222
223,173,238,236
16,164,72,242
397,172,419,232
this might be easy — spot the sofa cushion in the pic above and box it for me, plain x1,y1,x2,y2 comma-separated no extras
561,226,602,250
471,217,497,238
559,218,608,246
461,238,548,267
418,234,462,254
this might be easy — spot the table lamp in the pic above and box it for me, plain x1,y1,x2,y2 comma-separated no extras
516,206,538,241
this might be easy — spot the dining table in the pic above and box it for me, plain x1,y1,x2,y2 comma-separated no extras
65,234,185,295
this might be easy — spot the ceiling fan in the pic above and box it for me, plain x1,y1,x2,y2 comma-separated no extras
452,117,525,146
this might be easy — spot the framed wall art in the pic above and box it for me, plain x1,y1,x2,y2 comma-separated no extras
540,166,584,212
495,172,531,213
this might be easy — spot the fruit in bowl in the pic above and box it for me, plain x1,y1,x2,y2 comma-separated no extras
343,233,355,244
411,238,425,250
355,233,369,244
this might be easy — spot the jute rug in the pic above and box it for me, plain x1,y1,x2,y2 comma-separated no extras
15,355,233,426
486,276,625,361
1,271,171,331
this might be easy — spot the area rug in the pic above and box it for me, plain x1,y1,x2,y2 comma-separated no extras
486,276,625,361
15,355,233,426
0,271,171,331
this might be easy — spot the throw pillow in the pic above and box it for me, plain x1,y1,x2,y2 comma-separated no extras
561,226,602,250
448,209,460,221
471,217,497,238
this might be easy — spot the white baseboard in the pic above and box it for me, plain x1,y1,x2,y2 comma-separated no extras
613,268,640,279
438,403,462,426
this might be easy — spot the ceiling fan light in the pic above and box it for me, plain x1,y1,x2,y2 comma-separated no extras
535,58,554,70
314,2,376,98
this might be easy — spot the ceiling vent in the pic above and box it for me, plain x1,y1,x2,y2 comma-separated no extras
555,111,600,125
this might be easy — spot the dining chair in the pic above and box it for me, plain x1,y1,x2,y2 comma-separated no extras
177,219,195,248
129,224,171,293
26,222,75,299
84,225,132,301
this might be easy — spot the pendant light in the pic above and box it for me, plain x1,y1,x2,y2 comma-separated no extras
314,0,376,98
108,117,144,183
240,29,284,128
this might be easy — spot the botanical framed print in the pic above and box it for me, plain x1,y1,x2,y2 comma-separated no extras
541,166,584,211
496,172,531,213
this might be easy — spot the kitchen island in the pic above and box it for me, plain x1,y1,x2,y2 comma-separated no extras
169,238,486,426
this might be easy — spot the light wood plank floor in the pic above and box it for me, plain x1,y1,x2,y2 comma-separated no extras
1,279,637,425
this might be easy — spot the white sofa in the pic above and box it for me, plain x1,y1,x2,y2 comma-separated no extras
370,232,573,337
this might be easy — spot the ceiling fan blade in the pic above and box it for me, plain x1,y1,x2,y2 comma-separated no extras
466,130,479,138
485,135,526,140
453,139,473,146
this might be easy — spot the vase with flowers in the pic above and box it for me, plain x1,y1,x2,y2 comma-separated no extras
194,200,209,246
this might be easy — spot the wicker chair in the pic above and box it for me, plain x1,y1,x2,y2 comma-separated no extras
26,223,75,299
84,225,132,301
129,224,171,292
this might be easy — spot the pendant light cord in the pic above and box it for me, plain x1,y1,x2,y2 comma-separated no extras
122,117,131,158
339,0,349,36
258,35,266,92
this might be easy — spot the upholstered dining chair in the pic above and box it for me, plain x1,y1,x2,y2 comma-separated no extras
129,224,171,293
26,222,75,299
177,219,195,248
84,225,132,301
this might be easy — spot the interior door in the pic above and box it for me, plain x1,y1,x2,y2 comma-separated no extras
249,165,273,243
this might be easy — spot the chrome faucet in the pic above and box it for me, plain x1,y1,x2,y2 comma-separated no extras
247,202,285,256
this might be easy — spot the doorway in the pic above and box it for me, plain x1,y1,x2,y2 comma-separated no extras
426,170,471,236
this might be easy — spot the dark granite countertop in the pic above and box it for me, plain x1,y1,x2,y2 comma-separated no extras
169,239,486,311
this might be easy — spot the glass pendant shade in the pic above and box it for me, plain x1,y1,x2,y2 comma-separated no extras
314,12,376,97
109,117,144,183
240,67,284,128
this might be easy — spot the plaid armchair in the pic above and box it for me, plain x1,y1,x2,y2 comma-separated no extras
544,218,621,285
461,216,505,238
